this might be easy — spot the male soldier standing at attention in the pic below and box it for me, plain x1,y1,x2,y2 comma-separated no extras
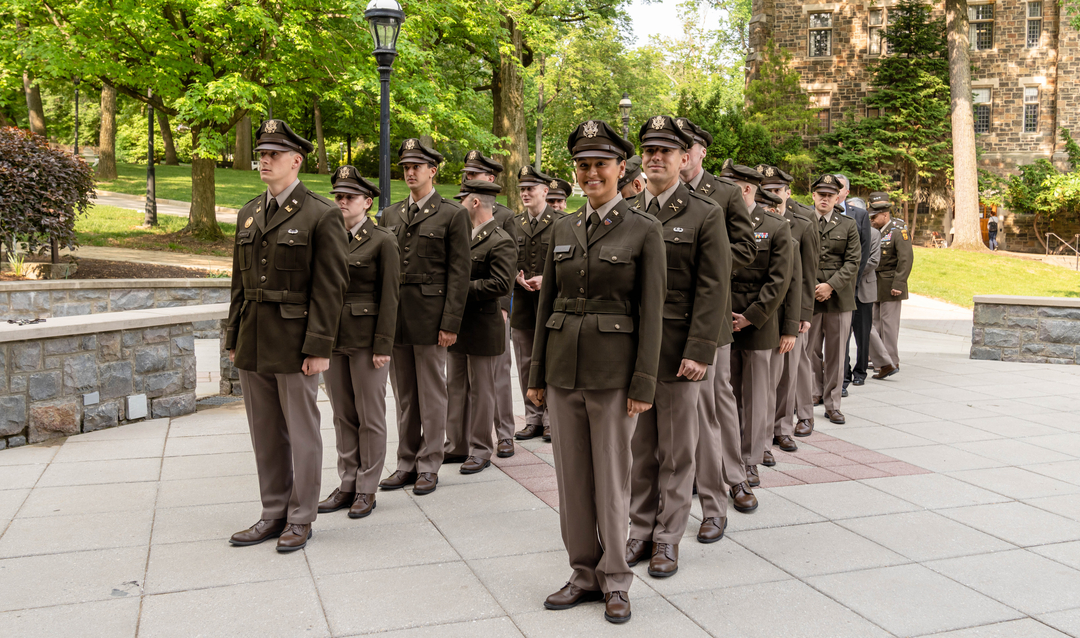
512,165,565,443
867,191,912,379
807,174,861,427
618,155,647,199
546,178,573,212
441,151,517,462
317,167,399,520
625,115,726,578
725,164,792,489
226,119,348,552
675,121,759,536
444,180,516,474
378,139,471,496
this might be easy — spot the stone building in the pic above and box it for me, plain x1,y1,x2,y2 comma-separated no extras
747,0,1080,251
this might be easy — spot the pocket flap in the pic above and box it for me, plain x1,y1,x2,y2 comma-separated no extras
350,302,380,316
471,253,486,262
596,314,633,333
277,229,310,246
280,303,308,319
663,226,696,244
663,303,693,320
517,235,526,245
553,244,574,261
545,312,566,330
421,283,445,296
598,246,632,264
237,232,254,244
419,224,445,240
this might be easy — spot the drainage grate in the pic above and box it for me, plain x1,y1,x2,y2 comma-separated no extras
196,395,243,407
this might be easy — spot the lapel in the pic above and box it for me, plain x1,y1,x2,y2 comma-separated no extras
569,205,588,252
520,207,552,238
406,191,442,228
263,182,309,235
471,221,495,249
657,183,690,224
823,213,840,238
696,170,716,198
751,205,766,231
350,218,372,253
588,198,628,247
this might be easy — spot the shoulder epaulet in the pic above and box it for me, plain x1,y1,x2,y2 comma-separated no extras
764,210,786,223
687,189,715,205
309,192,335,207
243,194,262,209
492,226,512,240
371,224,394,236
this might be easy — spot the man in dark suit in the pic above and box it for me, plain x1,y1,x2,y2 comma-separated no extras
834,174,872,390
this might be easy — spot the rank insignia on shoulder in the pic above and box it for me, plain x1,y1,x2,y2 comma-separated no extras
288,228,299,234
244,218,253,228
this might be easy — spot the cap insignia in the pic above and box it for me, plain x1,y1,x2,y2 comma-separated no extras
264,120,278,134
583,121,599,138
404,139,417,150
468,151,479,161
549,180,558,189
675,118,687,130
520,166,530,178
650,115,666,130
765,167,776,177
823,174,834,184
722,158,734,170
337,166,351,179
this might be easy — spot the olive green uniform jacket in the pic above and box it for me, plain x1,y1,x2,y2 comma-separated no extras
777,209,811,337
379,191,471,345
786,207,819,325
528,199,666,404
628,184,728,382
731,206,793,351
510,206,566,331
492,202,518,314
335,219,400,355
814,211,862,314
688,170,757,348
449,223,516,357
876,217,914,301
226,182,349,373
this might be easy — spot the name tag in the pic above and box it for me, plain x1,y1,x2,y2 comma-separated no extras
553,245,572,254
237,230,250,238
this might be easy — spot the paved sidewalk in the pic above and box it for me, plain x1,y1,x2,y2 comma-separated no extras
60,245,232,272
95,191,240,225
3,321,1080,636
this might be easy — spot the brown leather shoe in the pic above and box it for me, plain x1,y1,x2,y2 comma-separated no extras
872,364,897,379
496,439,515,458
317,488,355,514
625,538,651,567
697,517,727,543
379,470,417,491
794,418,814,437
825,409,846,424
414,472,438,495
348,493,376,519
542,425,551,442
762,450,776,467
746,464,760,487
543,582,604,610
648,542,678,578
460,457,491,474
229,518,286,546
276,522,311,552
813,395,823,406
730,482,759,513
774,435,798,452
515,423,544,440
604,591,631,624
442,454,469,464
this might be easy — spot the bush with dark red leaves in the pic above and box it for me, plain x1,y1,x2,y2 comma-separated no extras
0,126,95,257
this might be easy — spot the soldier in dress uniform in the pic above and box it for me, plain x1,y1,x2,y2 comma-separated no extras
867,191,912,379
443,180,516,474
317,167,399,519
528,119,665,624
623,115,727,578
757,167,817,459
511,166,565,443
546,178,573,212
226,119,348,552
377,139,471,496
618,155,647,198
441,151,518,461
674,120,760,532
807,174,862,427
724,164,792,489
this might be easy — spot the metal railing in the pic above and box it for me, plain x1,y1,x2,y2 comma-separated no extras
1045,233,1080,271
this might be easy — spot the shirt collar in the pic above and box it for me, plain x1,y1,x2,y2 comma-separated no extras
817,209,833,223
349,216,369,237
471,216,494,240
586,193,623,220
408,187,437,211
644,180,680,211
267,178,301,208
686,169,705,191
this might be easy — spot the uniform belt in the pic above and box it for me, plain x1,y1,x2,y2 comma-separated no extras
552,298,632,315
244,289,308,304
344,293,377,303
400,274,445,285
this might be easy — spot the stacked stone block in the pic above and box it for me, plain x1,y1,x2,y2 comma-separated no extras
971,300,1080,363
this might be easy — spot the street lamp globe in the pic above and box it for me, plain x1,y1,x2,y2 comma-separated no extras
364,0,405,215
365,0,404,54
618,92,632,139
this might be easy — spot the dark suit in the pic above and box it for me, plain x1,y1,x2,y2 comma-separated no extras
843,202,873,385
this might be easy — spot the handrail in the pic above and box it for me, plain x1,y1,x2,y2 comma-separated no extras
1044,233,1080,270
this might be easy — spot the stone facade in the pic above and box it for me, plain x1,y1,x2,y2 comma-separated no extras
0,324,198,448
971,296,1080,363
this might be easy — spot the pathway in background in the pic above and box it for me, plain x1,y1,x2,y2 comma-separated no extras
94,191,239,225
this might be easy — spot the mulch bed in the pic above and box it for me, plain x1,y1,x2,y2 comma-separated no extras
1,258,214,280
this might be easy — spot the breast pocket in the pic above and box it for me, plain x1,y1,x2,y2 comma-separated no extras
418,224,446,259
598,245,633,266
237,233,254,270
275,230,310,271
470,252,487,278
663,226,695,270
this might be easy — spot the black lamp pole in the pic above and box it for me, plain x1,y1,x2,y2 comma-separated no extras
619,92,632,140
365,0,405,215
73,77,80,157
145,88,157,226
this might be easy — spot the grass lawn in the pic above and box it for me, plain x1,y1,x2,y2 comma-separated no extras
76,205,236,257
97,163,587,210
910,246,1080,308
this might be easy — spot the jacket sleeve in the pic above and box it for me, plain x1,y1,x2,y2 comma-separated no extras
780,234,802,337
225,221,245,351
628,217,667,404
825,220,862,296
440,205,472,334
302,208,349,359
527,238,558,389
682,205,726,364
469,238,515,301
743,220,792,328
892,224,914,294
798,220,817,323
725,189,758,271
373,235,401,356
499,214,517,313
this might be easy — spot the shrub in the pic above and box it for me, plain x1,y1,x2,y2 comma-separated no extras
0,126,95,260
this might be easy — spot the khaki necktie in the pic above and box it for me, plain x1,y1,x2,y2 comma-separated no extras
587,212,601,239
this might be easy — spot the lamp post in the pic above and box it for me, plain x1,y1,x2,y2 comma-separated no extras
365,0,405,214
73,77,80,158
618,92,632,140
145,89,157,227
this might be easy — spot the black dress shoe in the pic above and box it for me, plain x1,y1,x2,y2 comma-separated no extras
842,388,849,398
852,377,865,386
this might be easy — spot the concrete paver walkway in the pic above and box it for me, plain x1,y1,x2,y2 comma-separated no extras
95,191,240,225
2,308,1079,637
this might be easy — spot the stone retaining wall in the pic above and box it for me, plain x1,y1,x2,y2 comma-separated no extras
970,295,1080,364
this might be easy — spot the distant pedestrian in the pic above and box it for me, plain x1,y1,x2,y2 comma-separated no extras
987,212,1000,250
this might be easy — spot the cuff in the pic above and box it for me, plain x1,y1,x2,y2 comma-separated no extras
682,337,717,366
440,312,462,334
500,295,512,313
224,327,237,350
782,318,800,336
302,332,335,359
743,304,769,329
373,334,395,357
628,372,656,404
527,362,546,389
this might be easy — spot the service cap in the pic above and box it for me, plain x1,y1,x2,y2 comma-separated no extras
567,120,635,160
720,159,763,185
618,156,644,191
639,115,693,151
329,165,380,198
397,138,444,166
867,191,892,211
518,164,555,188
756,164,794,187
254,119,314,156
546,178,573,201
674,117,713,148
454,179,503,200
811,173,841,195
460,150,504,175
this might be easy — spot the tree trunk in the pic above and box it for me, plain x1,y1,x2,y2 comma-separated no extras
189,128,224,240
313,99,329,174
535,54,545,171
233,115,252,170
22,72,47,138
946,0,984,251
157,111,179,165
96,84,118,180
491,15,528,212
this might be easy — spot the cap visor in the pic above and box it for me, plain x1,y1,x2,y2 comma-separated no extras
813,186,840,194
640,138,685,150
572,149,622,159
330,185,371,196
254,142,296,153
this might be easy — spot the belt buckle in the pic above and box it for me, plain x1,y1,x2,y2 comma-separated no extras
255,289,263,303
574,298,586,315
